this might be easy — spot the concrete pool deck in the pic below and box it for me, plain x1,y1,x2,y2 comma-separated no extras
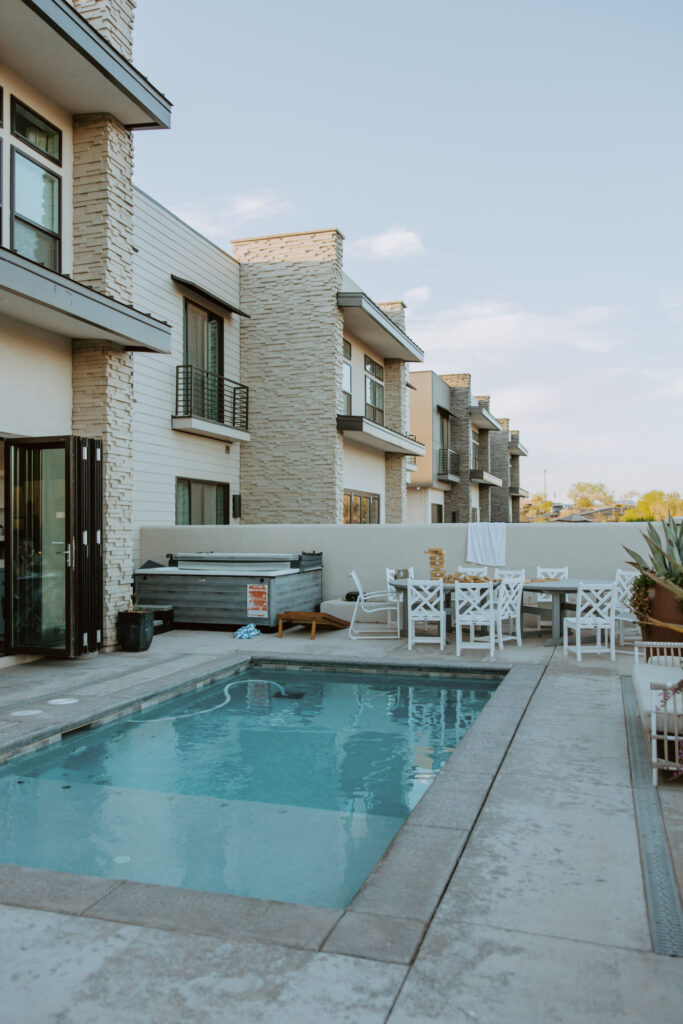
0,629,681,1023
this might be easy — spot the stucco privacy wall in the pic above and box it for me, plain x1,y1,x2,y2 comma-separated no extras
140,523,653,602
233,230,344,524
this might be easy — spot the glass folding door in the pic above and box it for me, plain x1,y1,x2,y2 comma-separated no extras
4,437,102,658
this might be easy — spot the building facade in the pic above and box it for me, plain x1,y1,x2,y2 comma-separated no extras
232,230,424,525
408,371,527,523
0,0,171,657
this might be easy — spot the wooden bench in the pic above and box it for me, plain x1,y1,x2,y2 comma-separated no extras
277,611,349,639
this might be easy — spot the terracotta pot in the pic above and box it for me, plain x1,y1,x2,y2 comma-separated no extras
645,582,683,643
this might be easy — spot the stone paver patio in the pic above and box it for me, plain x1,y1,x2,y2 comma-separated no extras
0,628,680,1023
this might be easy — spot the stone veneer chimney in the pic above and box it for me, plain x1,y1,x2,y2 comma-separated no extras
69,0,138,647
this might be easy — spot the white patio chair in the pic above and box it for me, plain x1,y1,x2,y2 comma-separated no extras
563,582,617,662
348,570,401,640
458,564,488,578
534,566,569,629
495,575,524,649
407,579,446,651
633,642,683,784
614,568,639,646
452,581,496,657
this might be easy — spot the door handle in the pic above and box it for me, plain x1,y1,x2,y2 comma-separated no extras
65,543,72,568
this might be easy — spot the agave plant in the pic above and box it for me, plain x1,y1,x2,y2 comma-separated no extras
624,515,683,634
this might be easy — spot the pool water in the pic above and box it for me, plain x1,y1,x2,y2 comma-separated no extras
0,664,498,908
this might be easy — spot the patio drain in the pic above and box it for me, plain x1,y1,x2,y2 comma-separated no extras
622,674,683,956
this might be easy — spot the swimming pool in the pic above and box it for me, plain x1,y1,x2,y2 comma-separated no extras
0,662,499,908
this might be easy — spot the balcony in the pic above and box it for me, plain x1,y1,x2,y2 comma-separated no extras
337,416,426,457
470,468,503,488
406,433,418,471
173,365,250,443
437,448,460,481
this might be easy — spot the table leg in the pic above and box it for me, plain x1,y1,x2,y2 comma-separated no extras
544,592,564,647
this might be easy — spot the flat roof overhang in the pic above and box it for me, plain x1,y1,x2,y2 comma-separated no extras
509,441,529,457
0,247,172,353
509,487,529,498
337,415,426,456
337,292,424,362
470,469,503,488
1,0,171,129
171,276,250,319
470,405,502,431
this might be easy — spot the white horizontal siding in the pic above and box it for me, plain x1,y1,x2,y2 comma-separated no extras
131,189,244,565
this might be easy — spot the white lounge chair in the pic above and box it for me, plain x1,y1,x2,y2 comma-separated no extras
348,570,401,640
633,641,683,784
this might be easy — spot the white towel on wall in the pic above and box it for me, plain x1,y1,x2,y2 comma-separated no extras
467,523,506,568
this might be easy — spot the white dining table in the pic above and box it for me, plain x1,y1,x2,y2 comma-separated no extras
522,578,612,646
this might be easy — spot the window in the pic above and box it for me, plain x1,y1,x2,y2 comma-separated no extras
431,503,444,523
176,479,229,525
471,431,480,470
343,490,380,524
11,148,61,271
364,356,384,425
0,86,3,127
342,339,352,414
11,98,62,164
439,412,449,452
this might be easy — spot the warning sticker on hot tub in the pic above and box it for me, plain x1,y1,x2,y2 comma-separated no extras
247,583,268,618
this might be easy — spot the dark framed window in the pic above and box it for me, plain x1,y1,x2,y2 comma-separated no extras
10,147,61,271
343,489,380,524
0,86,4,127
364,356,384,425
0,139,3,247
431,503,444,523
471,431,480,470
342,339,352,414
184,300,223,373
176,478,230,525
11,97,62,164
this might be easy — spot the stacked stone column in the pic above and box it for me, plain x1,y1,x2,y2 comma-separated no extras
70,2,137,647
441,373,472,523
378,301,409,524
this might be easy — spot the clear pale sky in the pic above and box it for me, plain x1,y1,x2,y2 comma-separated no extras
131,0,682,503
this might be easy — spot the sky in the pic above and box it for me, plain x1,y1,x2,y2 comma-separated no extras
131,0,683,503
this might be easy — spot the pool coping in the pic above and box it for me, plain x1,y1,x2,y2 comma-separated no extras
0,654,546,965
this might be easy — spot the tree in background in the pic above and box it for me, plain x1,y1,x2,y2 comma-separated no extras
522,493,552,521
567,481,614,509
621,491,683,521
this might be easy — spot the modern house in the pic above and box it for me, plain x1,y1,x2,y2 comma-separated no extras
0,0,171,657
408,371,528,523
232,230,425,524
130,188,249,563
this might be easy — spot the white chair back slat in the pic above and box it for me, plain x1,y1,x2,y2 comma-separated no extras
458,564,488,578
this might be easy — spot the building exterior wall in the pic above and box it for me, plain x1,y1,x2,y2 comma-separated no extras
0,316,72,437
233,230,344,524
130,189,242,564
383,358,408,522
441,373,472,523
0,60,75,273
491,416,512,522
342,441,386,519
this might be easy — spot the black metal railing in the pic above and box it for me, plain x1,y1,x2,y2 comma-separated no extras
175,365,249,431
438,448,460,476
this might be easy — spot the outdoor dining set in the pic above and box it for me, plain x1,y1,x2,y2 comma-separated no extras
348,556,639,660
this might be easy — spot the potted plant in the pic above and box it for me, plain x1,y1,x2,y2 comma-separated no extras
624,515,683,641
117,605,155,652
